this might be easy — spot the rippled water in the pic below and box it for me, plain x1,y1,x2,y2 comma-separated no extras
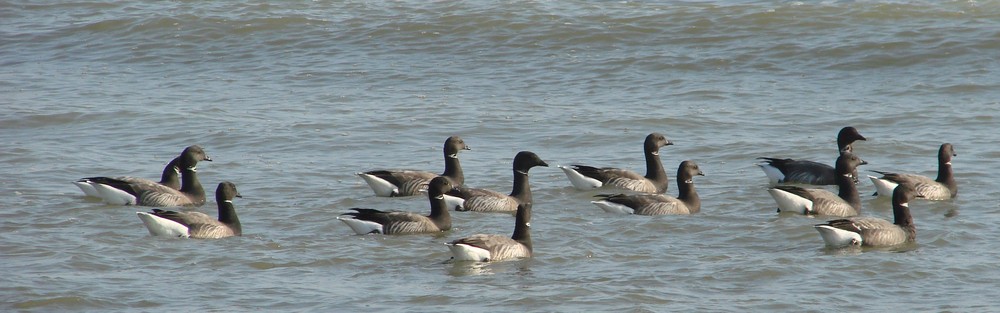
4,1,1000,311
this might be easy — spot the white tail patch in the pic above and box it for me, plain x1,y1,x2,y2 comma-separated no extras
558,166,603,190
73,181,101,198
814,225,862,247
93,183,137,205
356,173,399,197
136,212,190,238
337,216,383,235
447,243,492,262
757,163,785,184
767,188,813,215
442,194,465,211
868,175,898,198
591,200,635,214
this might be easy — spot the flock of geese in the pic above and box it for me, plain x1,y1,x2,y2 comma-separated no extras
73,127,958,262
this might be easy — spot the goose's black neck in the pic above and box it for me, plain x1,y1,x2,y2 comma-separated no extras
427,192,452,230
179,167,206,205
676,173,700,214
937,152,957,196
834,153,864,210
835,169,862,211
511,204,532,252
441,152,464,186
643,149,668,188
159,157,181,190
891,186,917,241
217,199,241,236
893,201,914,227
509,169,532,201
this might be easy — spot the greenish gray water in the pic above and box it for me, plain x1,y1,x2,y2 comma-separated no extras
3,1,1000,311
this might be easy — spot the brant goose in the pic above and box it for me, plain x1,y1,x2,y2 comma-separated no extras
559,133,673,193
767,152,867,216
814,184,920,247
869,143,957,200
446,151,548,213
339,176,455,235
136,181,243,239
89,145,212,207
75,153,184,198
446,203,533,262
357,136,470,197
757,126,866,185
591,160,704,215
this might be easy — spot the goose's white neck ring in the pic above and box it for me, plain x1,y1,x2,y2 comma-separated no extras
516,170,529,175
434,195,444,200
447,153,459,159
651,151,659,156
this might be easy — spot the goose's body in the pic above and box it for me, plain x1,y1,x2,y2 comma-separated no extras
448,151,548,213
767,152,867,216
591,161,703,215
560,133,673,193
137,181,243,239
450,188,515,213
758,126,866,185
447,203,533,262
869,143,957,200
88,145,212,207
756,158,838,185
339,176,454,235
75,157,181,199
357,136,470,197
815,185,919,247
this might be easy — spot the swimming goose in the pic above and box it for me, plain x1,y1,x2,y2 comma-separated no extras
136,181,243,239
339,176,455,235
446,151,548,213
89,145,212,207
814,184,920,247
757,126,866,185
357,136,470,197
767,152,867,216
446,202,533,262
869,143,957,200
75,156,181,199
559,133,673,193
591,160,704,215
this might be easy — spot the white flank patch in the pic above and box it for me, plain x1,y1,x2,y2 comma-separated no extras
767,188,813,215
558,166,603,190
814,225,862,247
868,175,898,198
92,183,137,205
136,212,190,238
337,216,383,235
356,173,399,197
591,200,635,214
757,163,785,184
73,181,102,198
447,243,492,262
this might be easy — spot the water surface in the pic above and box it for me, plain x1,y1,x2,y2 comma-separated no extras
3,1,1000,311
